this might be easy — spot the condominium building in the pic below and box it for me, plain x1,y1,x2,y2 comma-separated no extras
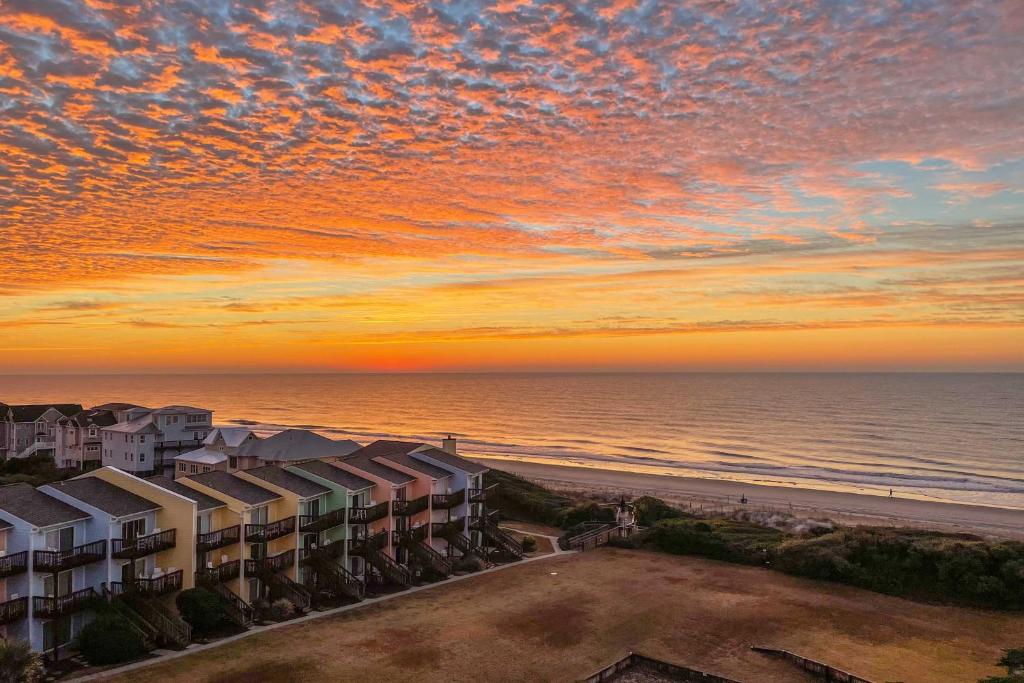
173,428,359,478
101,406,213,477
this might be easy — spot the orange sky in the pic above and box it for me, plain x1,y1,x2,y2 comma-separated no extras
0,0,1022,372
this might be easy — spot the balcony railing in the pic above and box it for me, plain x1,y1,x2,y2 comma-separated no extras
196,559,240,585
196,525,240,553
34,540,107,573
347,501,389,524
244,516,295,543
0,550,28,578
244,549,295,576
298,539,344,565
33,587,98,619
392,525,427,545
431,517,466,538
112,529,177,560
392,494,429,517
124,570,183,597
349,529,388,555
431,489,465,509
299,507,347,534
0,596,27,625
468,484,496,504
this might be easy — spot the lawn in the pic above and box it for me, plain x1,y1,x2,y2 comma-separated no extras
100,549,1021,683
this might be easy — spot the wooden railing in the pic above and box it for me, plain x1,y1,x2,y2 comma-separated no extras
33,540,107,573
125,569,184,597
126,593,191,648
0,550,28,578
392,494,429,517
479,522,523,561
361,544,411,588
33,587,98,618
405,537,452,577
564,523,619,552
244,516,295,543
214,583,254,627
264,567,311,610
299,507,347,533
431,489,465,509
196,525,240,552
112,529,177,559
350,529,388,555
299,539,344,565
751,647,874,683
196,559,240,585
348,501,389,524
245,549,295,576
0,596,27,624
468,484,496,504
431,517,466,538
392,526,427,545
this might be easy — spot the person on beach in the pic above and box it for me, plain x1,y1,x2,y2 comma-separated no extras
889,488,894,498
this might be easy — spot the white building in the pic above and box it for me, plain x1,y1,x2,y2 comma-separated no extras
101,406,213,477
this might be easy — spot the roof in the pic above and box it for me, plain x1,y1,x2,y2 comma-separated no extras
0,516,13,532
339,453,415,485
188,471,280,506
175,446,228,465
243,466,331,499
238,429,361,463
290,460,375,491
46,478,161,518
412,447,488,475
90,403,145,412
353,440,427,459
6,404,83,423
152,405,210,415
147,476,225,512
104,418,161,434
67,409,118,429
205,427,254,448
375,450,452,479
0,483,91,528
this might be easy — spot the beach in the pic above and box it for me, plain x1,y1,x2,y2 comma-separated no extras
481,458,1024,540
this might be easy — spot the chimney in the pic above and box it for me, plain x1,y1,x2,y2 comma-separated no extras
442,435,457,454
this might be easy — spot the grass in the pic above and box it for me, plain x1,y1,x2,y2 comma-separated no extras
100,549,1022,683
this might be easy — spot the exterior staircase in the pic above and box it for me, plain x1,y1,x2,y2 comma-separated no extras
213,583,254,627
396,530,452,578
477,521,524,562
300,541,365,603
124,593,191,648
245,550,312,611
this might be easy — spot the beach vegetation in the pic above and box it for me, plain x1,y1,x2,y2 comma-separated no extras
632,496,684,527
521,535,537,553
0,639,43,683
176,588,228,635
484,469,573,526
558,502,615,529
77,613,147,665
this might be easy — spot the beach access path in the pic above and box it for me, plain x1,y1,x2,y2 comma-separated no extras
481,459,1024,540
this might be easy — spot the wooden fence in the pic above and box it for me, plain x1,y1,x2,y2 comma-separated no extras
751,647,874,683
580,652,741,683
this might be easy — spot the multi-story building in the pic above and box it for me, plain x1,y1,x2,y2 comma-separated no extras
54,409,118,470
173,428,359,479
1,404,83,460
101,406,213,477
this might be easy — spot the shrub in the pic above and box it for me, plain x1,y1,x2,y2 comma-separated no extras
521,536,537,553
484,469,573,526
176,587,228,635
454,553,486,573
77,613,147,665
648,517,784,564
632,496,685,527
0,639,43,683
267,598,294,621
558,502,615,529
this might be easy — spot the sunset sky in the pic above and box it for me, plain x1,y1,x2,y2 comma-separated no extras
0,0,1021,372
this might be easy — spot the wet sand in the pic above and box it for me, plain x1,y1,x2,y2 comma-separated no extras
477,458,1024,540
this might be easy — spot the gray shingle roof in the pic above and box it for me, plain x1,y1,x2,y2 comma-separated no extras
46,478,161,518
0,484,91,528
243,466,331,499
7,404,83,422
375,450,453,479
290,460,375,491
237,429,361,462
339,453,415,485
411,447,488,475
188,471,280,506
148,476,226,512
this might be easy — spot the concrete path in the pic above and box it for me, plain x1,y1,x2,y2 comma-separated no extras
71,549,571,682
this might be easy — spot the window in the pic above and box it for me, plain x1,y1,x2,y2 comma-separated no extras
122,518,146,542
45,526,74,551
139,453,145,463
203,466,211,472
89,428,97,437
139,435,145,443
178,462,186,472
229,457,237,469
187,414,208,424
189,464,198,474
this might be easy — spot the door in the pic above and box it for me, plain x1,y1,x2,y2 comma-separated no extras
45,526,74,551
42,570,72,598
122,518,146,543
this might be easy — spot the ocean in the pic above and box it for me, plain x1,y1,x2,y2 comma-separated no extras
1,373,1021,509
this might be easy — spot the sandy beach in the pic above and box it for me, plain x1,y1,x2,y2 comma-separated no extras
478,458,1024,540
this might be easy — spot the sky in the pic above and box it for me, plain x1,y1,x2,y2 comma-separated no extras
0,0,1022,373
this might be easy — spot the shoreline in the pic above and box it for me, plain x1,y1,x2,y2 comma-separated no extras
477,458,1024,540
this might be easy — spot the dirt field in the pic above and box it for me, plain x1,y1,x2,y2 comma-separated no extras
100,549,1020,683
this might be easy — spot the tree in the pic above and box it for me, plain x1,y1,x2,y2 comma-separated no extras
176,587,228,635
77,613,147,665
978,648,1024,683
0,639,42,683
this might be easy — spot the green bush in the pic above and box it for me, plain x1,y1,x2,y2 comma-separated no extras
632,496,685,527
648,517,783,564
521,536,537,553
267,598,294,621
557,502,615,529
483,469,573,526
0,639,43,683
77,613,147,666
176,587,228,635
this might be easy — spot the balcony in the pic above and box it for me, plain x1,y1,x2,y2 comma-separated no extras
392,494,429,517
196,559,240,585
468,484,496,504
431,489,465,510
34,540,107,573
0,550,28,578
33,587,98,619
392,525,427,545
0,596,27,625
431,517,466,538
299,539,344,565
299,507,347,534
112,529,177,560
244,517,295,543
349,529,388,555
244,549,295,576
197,525,240,553
125,569,183,597
348,501,389,524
